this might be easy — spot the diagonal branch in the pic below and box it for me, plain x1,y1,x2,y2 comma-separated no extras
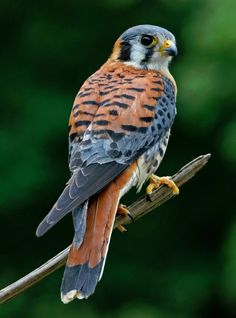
0,154,211,304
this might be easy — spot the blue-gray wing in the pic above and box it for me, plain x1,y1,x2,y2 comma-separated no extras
36,67,176,237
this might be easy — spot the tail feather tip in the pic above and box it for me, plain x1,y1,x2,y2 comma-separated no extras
61,290,85,304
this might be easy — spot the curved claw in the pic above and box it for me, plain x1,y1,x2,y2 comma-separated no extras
146,174,179,195
116,204,134,232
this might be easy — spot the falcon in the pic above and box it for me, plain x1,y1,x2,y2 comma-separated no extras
36,24,179,303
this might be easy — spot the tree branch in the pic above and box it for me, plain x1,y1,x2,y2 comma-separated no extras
0,154,211,304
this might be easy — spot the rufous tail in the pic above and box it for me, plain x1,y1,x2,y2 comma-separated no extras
60,182,120,302
60,162,138,303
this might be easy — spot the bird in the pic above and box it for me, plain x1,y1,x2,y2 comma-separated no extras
36,24,179,303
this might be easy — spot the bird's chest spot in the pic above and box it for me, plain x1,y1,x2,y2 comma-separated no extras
136,131,170,191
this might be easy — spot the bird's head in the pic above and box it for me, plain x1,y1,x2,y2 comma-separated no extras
110,24,177,71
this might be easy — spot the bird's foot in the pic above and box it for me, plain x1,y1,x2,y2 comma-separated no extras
146,174,179,195
116,204,134,232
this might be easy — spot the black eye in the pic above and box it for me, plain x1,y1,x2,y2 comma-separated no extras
140,35,156,47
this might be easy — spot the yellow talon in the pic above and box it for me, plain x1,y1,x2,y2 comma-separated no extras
117,204,130,217
116,204,134,232
116,224,127,232
146,174,179,195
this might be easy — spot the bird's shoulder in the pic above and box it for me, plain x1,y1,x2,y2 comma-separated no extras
69,60,175,145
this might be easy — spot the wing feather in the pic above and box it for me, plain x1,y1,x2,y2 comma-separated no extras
36,61,176,236
36,162,125,236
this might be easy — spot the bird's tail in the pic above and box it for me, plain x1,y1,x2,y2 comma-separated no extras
60,181,120,303
60,162,138,302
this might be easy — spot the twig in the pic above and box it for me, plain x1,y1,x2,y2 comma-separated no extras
0,154,211,304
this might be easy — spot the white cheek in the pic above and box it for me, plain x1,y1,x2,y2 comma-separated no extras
148,51,171,71
123,42,171,71
124,42,146,68
130,43,146,62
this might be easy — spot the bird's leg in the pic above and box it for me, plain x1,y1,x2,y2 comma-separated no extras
116,204,134,232
146,174,179,195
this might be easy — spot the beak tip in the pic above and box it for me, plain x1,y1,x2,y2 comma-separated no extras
166,47,178,57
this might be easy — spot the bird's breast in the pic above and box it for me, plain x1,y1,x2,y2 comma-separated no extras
136,129,170,192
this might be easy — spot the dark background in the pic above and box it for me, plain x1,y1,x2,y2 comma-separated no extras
1,0,236,317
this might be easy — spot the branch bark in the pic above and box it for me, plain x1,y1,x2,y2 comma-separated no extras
0,154,211,304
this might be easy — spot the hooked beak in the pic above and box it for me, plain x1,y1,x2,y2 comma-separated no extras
159,40,178,57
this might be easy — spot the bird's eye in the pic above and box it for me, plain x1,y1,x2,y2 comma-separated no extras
140,35,157,47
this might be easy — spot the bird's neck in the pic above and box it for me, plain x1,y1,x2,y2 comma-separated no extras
100,59,177,92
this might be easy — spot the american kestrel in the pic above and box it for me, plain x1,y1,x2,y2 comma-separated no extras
36,24,178,303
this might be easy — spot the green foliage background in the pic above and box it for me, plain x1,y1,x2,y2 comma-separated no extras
1,0,236,317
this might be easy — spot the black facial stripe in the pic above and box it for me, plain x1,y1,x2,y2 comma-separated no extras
118,41,131,61
141,47,154,64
